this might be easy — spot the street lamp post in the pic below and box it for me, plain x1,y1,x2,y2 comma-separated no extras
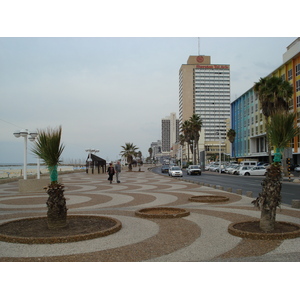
13,129,38,180
28,134,40,179
219,130,221,174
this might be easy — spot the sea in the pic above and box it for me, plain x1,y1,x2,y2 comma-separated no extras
0,163,84,171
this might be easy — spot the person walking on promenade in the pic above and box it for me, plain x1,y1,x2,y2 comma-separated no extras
115,161,121,183
107,163,115,184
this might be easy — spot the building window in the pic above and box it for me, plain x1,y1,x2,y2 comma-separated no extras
288,69,293,81
297,95,300,108
296,80,300,92
296,64,300,76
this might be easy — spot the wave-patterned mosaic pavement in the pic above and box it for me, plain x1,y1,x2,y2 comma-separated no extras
1,167,300,262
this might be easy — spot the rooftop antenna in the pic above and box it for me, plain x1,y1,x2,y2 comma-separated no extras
198,37,200,55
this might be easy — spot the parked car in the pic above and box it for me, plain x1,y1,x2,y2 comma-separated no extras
161,165,169,173
187,165,202,175
168,166,183,177
240,161,258,167
209,164,220,172
290,164,300,171
234,166,251,175
224,164,238,174
228,165,240,174
294,166,300,172
239,166,267,176
205,164,214,171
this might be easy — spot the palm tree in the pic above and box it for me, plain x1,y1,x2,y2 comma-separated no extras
254,76,293,163
120,143,139,171
227,129,236,159
252,112,299,232
189,114,202,164
31,126,67,229
148,147,153,160
137,151,143,171
181,120,192,164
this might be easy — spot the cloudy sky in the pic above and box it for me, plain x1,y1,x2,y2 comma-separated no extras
0,2,298,164
0,37,297,164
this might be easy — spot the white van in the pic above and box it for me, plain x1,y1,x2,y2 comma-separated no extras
240,161,258,167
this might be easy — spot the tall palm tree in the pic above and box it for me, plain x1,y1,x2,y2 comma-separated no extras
181,120,192,164
31,126,67,229
252,112,299,232
189,114,202,164
227,129,236,159
148,147,153,160
254,76,293,163
120,143,139,171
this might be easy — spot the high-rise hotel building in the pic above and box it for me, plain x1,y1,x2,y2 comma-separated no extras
179,55,230,160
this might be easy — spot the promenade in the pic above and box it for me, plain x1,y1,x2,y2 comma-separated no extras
1,166,300,262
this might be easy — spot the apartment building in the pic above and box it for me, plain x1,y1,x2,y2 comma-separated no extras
231,37,300,164
161,112,179,154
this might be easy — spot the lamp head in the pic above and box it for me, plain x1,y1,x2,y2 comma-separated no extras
29,131,38,138
13,131,21,138
20,129,29,137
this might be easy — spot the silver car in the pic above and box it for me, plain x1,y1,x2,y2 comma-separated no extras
187,165,202,175
168,166,183,177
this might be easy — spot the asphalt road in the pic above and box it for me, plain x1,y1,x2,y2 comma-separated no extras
152,167,300,206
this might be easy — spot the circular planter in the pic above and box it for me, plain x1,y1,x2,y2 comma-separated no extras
189,195,229,203
228,220,300,240
135,207,190,219
0,215,122,244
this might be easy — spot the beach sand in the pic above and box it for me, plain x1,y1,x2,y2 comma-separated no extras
0,166,75,179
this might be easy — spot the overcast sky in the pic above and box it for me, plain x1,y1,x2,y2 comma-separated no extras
0,37,297,164
0,2,298,164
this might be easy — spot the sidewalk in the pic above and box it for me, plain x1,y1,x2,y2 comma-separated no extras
1,167,300,262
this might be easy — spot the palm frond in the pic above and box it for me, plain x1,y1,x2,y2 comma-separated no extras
268,112,299,150
31,126,65,167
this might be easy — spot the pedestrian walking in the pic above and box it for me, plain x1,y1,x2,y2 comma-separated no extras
115,161,121,183
107,163,115,184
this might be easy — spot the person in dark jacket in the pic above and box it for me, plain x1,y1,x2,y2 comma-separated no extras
107,163,115,184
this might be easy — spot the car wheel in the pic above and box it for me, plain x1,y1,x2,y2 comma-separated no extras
244,173,250,176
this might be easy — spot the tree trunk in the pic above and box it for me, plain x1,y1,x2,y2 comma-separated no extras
46,183,68,229
252,164,282,232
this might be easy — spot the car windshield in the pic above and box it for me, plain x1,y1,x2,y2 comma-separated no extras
190,165,199,169
172,167,181,170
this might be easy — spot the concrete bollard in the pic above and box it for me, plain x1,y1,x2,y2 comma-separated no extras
19,178,51,193
291,200,300,209
219,186,224,190
211,185,216,189
246,191,253,198
226,187,232,192
236,189,242,195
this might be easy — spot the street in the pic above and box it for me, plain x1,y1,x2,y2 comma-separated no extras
152,166,300,206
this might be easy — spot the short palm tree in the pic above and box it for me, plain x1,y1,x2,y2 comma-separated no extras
254,76,292,163
31,126,67,229
252,112,299,232
120,143,139,171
